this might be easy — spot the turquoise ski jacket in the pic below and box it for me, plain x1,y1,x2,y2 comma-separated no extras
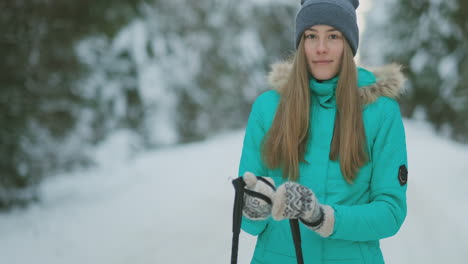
238,62,408,264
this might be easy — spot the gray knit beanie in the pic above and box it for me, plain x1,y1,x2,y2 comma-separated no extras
295,0,359,56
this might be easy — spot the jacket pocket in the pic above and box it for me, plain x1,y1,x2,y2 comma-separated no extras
260,249,297,264
358,241,384,264
255,220,296,260
323,239,362,261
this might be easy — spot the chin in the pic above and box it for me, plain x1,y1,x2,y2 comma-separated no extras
311,71,336,81
308,65,339,81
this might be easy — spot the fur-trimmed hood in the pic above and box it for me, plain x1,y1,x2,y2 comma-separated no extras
266,61,406,105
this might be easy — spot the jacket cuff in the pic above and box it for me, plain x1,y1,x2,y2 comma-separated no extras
303,205,335,237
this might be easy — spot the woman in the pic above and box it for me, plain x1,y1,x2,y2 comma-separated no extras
238,0,408,263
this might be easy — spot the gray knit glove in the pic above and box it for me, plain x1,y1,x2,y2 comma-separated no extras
272,181,335,237
242,172,276,220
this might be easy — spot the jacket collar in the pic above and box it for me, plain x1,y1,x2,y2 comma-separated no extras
266,60,407,105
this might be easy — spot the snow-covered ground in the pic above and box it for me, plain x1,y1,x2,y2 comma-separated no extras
0,118,467,264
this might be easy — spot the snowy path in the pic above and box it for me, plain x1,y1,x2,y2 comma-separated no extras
0,119,467,263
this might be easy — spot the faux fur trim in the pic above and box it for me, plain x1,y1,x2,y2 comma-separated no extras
267,60,406,105
309,205,335,238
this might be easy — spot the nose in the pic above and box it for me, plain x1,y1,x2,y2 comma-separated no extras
316,39,328,54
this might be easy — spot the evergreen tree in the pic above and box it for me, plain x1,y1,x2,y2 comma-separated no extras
361,0,468,141
138,0,297,143
0,0,143,209
0,0,299,209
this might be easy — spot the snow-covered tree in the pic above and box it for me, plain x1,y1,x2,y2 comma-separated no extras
361,0,468,141
0,0,143,208
0,0,298,209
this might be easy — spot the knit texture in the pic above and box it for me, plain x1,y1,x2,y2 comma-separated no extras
296,0,359,55
242,172,276,220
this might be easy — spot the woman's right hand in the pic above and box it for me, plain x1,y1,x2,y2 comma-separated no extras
242,172,276,220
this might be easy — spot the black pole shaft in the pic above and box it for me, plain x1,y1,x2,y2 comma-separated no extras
231,178,246,264
231,232,240,264
290,219,304,264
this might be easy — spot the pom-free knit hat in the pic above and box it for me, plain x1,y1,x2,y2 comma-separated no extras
295,0,359,56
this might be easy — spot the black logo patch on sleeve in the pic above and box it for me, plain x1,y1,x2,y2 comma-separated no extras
398,165,408,186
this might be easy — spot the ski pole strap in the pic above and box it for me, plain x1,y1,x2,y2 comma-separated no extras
290,219,305,264
256,176,276,191
231,177,246,264
243,176,276,205
244,188,272,205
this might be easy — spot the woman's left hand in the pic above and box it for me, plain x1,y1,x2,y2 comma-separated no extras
272,181,336,237
272,182,322,224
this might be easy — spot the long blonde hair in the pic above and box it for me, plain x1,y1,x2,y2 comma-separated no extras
262,36,368,183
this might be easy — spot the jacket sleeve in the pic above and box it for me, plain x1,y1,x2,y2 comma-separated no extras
238,97,271,236
329,98,408,241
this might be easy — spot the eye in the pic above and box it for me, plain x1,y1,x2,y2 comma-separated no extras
329,34,341,40
305,34,316,39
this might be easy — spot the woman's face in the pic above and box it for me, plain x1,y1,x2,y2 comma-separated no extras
304,25,344,81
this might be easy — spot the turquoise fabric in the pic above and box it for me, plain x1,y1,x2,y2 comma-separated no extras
238,68,407,264
308,67,377,108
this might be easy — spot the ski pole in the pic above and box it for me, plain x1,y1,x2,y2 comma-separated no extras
290,219,304,264
231,177,246,264
231,176,303,264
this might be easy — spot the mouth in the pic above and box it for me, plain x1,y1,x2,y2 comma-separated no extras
312,60,333,65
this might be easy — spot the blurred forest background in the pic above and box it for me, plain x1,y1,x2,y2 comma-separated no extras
0,0,467,209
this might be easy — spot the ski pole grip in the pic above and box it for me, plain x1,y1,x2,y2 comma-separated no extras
231,177,246,264
232,177,246,233
232,176,246,191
